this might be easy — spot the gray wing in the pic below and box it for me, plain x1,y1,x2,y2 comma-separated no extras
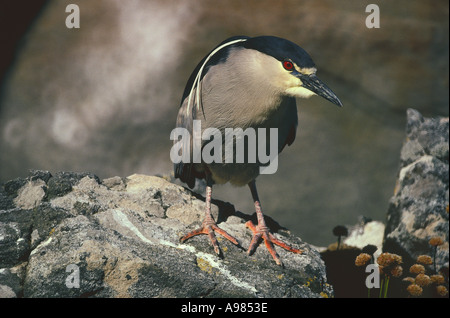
173,36,250,188
174,96,199,189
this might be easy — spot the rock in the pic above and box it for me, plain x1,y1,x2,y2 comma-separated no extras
0,170,332,298
383,109,449,271
341,218,385,261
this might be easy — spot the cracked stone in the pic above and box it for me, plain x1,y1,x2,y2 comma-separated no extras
0,171,331,298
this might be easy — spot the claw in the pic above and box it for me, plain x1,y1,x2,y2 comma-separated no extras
181,222,239,255
245,220,302,266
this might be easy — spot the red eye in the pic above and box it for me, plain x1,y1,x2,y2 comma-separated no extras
283,60,294,70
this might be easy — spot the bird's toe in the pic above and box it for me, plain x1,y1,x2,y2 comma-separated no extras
245,220,302,266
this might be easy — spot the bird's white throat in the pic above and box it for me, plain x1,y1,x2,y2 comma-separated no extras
285,86,316,98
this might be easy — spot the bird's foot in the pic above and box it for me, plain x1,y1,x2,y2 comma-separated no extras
245,220,302,266
180,219,239,256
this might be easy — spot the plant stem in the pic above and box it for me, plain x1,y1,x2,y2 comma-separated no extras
433,246,437,274
379,277,384,298
383,276,390,298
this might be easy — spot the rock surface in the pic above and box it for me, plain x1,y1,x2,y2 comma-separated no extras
383,109,449,271
0,171,332,298
343,218,385,258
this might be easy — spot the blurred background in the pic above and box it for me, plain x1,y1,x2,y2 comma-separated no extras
0,0,448,246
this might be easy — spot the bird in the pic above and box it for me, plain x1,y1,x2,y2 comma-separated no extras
173,35,342,266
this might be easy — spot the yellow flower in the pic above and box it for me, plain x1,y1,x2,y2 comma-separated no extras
377,253,392,267
402,277,415,284
429,237,444,247
355,253,372,267
430,275,445,284
390,265,403,278
407,284,423,296
436,285,448,297
410,264,425,274
416,255,432,265
415,274,431,287
393,254,403,264
377,252,402,267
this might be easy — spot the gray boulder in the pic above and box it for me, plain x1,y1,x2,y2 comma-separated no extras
383,109,449,271
0,171,332,298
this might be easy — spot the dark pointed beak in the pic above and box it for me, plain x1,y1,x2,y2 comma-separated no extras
299,74,343,107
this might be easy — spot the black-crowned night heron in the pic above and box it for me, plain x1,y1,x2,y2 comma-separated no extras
173,35,342,266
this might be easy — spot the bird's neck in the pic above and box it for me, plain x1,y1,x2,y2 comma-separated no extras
201,55,285,128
